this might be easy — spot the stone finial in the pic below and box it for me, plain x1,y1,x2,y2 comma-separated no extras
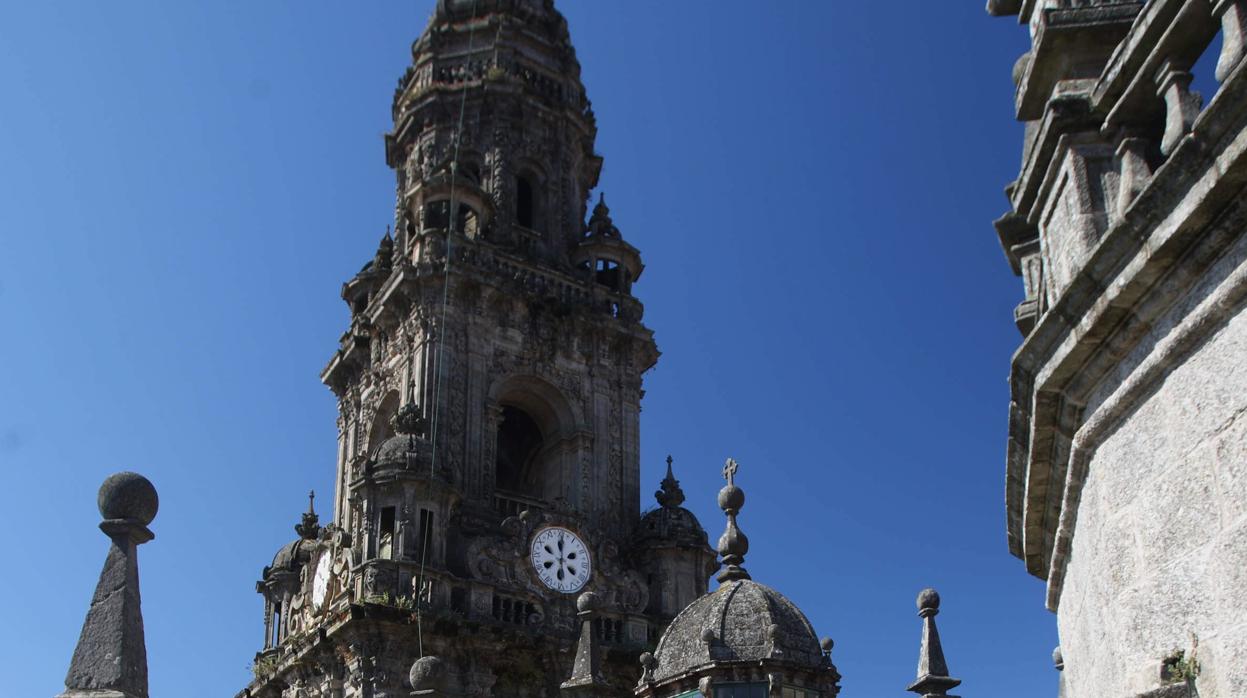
906,588,961,698
409,655,446,697
392,402,429,437
637,652,657,687
1053,645,1064,671
376,227,395,273
716,458,750,583
587,193,620,238
296,490,320,540
561,592,611,698
59,472,159,698
654,455,686,508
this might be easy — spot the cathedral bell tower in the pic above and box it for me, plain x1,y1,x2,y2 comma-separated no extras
322,0,657,540
242,3,714,697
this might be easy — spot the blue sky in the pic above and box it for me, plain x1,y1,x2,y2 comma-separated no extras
0,2,1046,696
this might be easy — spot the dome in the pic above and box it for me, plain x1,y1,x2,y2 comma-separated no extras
637,456,709,548
650,578,826,683
268,538,315,574
637,505,708,547
370,403,436,472
373,433,424,466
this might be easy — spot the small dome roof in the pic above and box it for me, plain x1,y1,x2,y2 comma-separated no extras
373,433,424,465
650,579,826,683
637,506,708,547
637,456,709,548
269,538,315,574
370,403,436,471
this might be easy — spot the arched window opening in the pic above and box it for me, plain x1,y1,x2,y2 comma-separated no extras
596,258,622,291
495,405,544,496
425,200,450,230
378,506,396,560
424,200,479,237
516,175,536,229
368,392,400,456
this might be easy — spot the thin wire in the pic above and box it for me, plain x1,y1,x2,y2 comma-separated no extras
415,0,481,660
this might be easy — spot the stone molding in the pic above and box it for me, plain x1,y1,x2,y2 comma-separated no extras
1006,44,1247,601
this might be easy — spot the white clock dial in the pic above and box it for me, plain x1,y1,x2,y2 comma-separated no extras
530,526,591,593
311,553,332,610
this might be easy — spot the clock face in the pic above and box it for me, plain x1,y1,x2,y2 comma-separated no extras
311,553,332,610
530,526,591,593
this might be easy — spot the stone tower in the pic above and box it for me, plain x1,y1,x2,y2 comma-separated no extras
988,1,1247,696
240,2,715,696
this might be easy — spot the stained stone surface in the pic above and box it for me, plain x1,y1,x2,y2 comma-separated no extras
97,472,158,524
62,539,148,698
1061,307,1247,697
649,579,823,682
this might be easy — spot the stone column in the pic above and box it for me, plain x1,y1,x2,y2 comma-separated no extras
58,472,159,698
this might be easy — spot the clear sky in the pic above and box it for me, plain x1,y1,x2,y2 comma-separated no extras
0,2,1046,696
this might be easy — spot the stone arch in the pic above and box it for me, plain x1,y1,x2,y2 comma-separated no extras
488,374,585,506
366,390,401,456
513,160,548,232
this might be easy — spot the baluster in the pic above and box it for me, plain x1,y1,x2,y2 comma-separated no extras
1215,0,1247,82
1155,60,1201,156
1115,134,1153,216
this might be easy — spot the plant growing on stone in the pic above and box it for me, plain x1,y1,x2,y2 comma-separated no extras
1161,649,1200,684
250,654,280,680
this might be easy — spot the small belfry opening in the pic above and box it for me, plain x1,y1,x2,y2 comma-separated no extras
495,405,544,497
515,174,536,229
424,199,480,237
595,257,623,291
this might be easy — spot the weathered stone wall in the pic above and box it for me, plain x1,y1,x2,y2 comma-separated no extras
1057,228,1247,698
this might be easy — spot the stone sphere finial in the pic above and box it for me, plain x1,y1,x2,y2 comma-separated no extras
409,655,445,692
820,637,834,653
576,591,600,613
916,588,941,615
639,651,656,669
1053,646,1064,671
700,628,716,645
98,472,158,525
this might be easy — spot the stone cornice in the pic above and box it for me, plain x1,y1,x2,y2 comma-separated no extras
1007,53,1247,601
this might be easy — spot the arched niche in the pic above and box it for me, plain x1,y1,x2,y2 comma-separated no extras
366,391,401,456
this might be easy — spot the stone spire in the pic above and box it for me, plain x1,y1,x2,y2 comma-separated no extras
375,228,394,274
715,458,750,583
906,588,961,698
59,472,159,698
295,490,320,540
560,592,612,698
587,193,621,239
654,455,685,508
